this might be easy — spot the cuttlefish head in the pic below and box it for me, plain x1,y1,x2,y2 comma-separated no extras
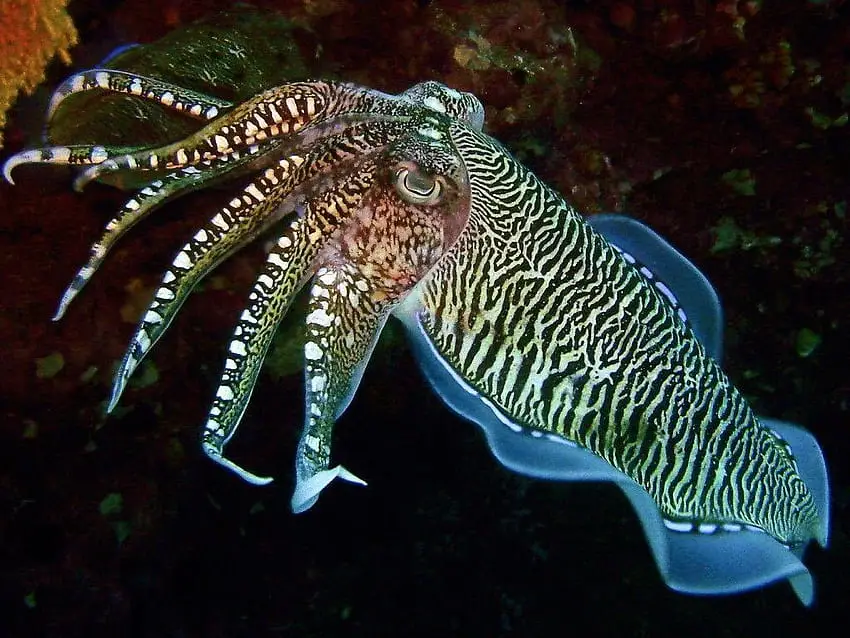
289,111,472,512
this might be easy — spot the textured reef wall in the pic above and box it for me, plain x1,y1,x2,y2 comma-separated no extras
0,1,848,637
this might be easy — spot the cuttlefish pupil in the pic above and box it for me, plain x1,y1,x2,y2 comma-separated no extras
393,163,444,205
1,69,828,606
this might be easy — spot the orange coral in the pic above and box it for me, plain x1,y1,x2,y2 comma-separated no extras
0,0,78,148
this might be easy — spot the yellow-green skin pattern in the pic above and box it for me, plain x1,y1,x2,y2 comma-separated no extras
413,121,819,545
2,64,819,549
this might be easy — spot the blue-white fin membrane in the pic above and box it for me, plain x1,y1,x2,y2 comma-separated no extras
587,213,723,360
99,43,142,66
395,214,829,605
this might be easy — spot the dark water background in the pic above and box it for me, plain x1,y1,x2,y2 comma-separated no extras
1,1,848,636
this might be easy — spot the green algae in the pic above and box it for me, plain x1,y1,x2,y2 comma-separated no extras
710,217,781,254
795,328,822,358
720,169,756,197
35,351,64,379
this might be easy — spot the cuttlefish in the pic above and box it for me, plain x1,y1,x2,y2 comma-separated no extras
3,70,829,604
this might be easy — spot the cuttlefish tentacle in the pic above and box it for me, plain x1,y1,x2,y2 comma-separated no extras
4,79,482,187
68,81,411,190
69,139,287,193
63,78,481,192
108,150,313,411
2,144,128,184
53,156,250,321
202,159,381,482
47,69,233,121
54,144,275,320
108,123,410,410
201,217,323,484
55,166,206,320
7,81,327,190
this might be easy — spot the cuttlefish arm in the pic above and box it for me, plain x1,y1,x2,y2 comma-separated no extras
4,79,413,189
291,142,469,511
107,121,411,411
291,263,392,511
200,157,382,483
46,68,233,121
53,145,274,321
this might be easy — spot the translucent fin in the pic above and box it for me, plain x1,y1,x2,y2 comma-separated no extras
397,303,822,606
618,481,815,605
587,214,723,360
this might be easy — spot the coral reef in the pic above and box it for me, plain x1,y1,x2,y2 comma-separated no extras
0,0,77,148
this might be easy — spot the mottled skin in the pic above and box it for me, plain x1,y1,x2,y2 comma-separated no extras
295,153,467,499
2,71,481,501
2,71,821,553
411,119,819,544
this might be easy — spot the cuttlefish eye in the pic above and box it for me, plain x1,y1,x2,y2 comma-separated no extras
393,164,444,205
